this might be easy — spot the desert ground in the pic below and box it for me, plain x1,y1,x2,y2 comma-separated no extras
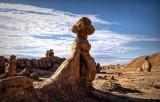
93,68,160,102
29,67,160,102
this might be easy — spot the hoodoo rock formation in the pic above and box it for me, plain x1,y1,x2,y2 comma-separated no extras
46,49,54,57
0,55,17,79
39,17,97,101
141,56,151,72
0,56,8,73
0,17,101,102
96,63,100,73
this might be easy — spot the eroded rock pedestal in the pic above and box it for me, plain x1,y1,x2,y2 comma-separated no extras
39,17,97,101
0,55,17,79
142,56,151,72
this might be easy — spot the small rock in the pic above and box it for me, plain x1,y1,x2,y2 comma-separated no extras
19,68,30,76
110,76,114,80
30,72,39,80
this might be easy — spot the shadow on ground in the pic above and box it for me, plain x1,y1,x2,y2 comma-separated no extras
93,89,160,102
116,87,142,94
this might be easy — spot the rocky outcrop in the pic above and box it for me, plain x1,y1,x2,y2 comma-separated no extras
31,59,39,69
46,49,54,57
0,55,17,79
141,56,151,72
96,63,100,73
123,52,160,71
17,58,27,68
0,56,7,73
18,68,30,76
0,76,34,102
0,55,66,72
30,72,39,80
25,59,32,68
101,64,124,70
0,76,33,90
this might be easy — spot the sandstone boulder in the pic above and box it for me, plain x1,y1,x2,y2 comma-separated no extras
142,56,151,72
0,76,33,90
25,60,32,68
31,59,39,69
45,57,52,69
38,60,44,69
96,63,100,73
19,68,30,76
46,49,54,57
0,56,6,72
17,59,27,68
30,72,39,80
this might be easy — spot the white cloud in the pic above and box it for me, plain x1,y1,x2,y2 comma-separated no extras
0,3,159,65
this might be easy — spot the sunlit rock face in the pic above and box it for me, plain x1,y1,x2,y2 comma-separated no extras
39,17,97,101
2,55,17,78
47,17,97,87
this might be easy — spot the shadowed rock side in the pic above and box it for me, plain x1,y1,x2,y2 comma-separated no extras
0,17,100,102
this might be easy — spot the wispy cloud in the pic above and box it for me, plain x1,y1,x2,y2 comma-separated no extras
0,3,159,65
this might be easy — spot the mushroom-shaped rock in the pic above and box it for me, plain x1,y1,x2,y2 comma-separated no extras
39,17,97,101
70,17,95,35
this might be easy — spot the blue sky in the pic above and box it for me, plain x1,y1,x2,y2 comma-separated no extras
0,0,160,65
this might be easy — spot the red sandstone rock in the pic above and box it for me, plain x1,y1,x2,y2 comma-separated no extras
25,60,32,68
38,60,44,69
2,55,17,78
46,49,54,57
0,56,6,72
19,68,30,76
40,17,97,95
30,72,39,80
96,63,100,73
31,59,39,69
142,56,151,72
0,76,33,89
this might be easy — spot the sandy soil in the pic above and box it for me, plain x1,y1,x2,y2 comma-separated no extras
93,69,160,102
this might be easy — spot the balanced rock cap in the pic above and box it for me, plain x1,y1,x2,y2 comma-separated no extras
70,17,95,35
